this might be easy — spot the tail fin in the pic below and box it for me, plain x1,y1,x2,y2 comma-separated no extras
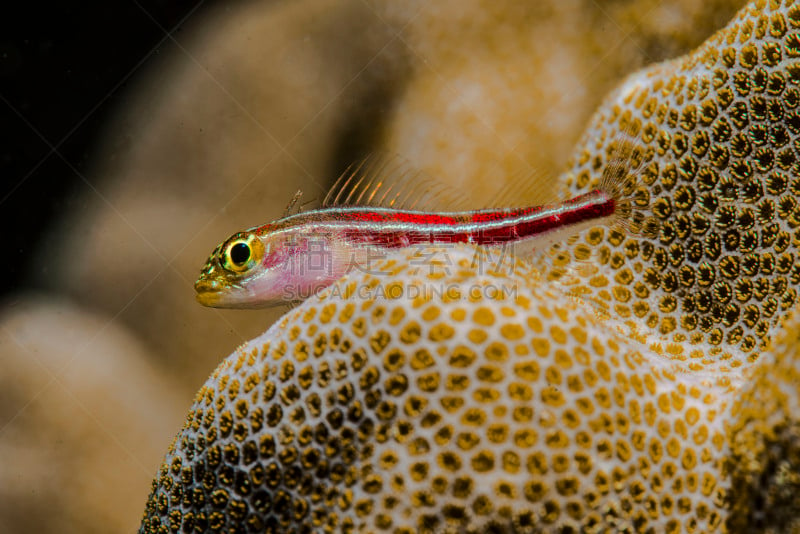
532,120,661,317
598,126,659,239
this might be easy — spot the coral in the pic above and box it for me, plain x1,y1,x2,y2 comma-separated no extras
553,0,800,370
139,2,800,532
141,248,734,532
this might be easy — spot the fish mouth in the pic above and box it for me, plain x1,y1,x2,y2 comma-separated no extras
194,277,257,308
194,278,223,307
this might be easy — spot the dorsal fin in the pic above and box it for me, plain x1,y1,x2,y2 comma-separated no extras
324,154,474,212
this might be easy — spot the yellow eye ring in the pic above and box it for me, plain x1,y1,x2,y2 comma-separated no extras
221,234,264,273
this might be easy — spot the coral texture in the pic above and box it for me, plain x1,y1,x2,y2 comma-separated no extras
140,1,800,532
553,0,800,370
141,248,735,532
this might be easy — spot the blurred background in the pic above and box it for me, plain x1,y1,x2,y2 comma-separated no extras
0,0,744,531
1,1,210,296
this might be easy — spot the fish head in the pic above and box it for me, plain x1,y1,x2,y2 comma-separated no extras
194,227,348,308
194,229,290,308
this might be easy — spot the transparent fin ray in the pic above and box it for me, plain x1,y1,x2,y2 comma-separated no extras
283,189,304,217
324,153,474,212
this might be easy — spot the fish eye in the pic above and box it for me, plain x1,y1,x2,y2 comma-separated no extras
221,234,264,273
230,242,251,265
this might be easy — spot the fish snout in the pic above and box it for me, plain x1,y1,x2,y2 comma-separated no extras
194,277,223,306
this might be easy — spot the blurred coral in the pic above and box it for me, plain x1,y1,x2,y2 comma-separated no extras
0,296,185,533
727,304,800,532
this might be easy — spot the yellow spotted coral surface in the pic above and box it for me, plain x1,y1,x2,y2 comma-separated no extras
140,0,800,532
555,0,800,370
140,248,733,533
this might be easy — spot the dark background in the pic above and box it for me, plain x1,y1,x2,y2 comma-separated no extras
0,1,215,296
